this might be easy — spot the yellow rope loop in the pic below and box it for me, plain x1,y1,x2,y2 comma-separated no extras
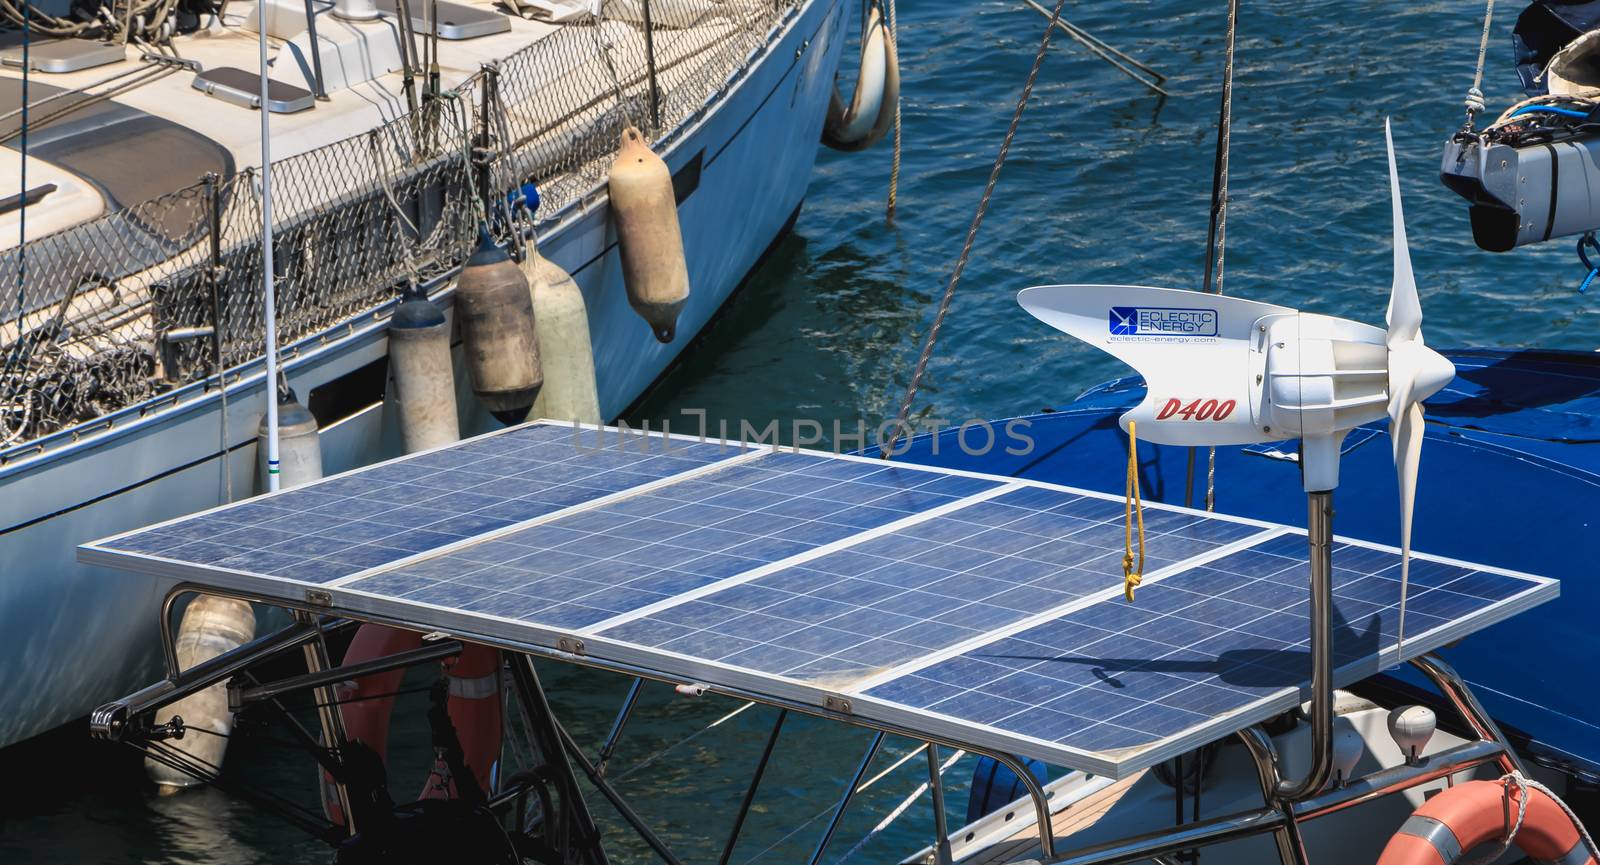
1123,421,1146,602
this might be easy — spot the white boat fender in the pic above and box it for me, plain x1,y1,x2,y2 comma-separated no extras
388,283,461,453
609,126,690,343
522,247,602,424
456,229,543,423
145,595,257,793
259,388,323,490
1387,705,1437,765
1328,724,1364,789
822,1,899,152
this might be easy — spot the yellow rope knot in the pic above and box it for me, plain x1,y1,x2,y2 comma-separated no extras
1123,421,1146,602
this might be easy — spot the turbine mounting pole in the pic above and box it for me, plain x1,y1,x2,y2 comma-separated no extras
1276,489,1335,801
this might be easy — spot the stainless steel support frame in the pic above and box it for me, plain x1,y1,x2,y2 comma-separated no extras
718,709,787,865
96,580,1528,865
1409,654,1526,777
927,743,954,865
552,714,680,865
91,615,331,739
229,637,462,708
293,610,357,836
596,677,645,776
508,654,613,865
119,582,1067,861
808,731,885,865
1275,490,1335,802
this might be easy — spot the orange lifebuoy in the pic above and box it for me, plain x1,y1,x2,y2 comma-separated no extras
1378,778,1597,865
321,625,503,825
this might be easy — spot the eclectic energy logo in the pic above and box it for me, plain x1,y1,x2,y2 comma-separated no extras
1108,306,1219,341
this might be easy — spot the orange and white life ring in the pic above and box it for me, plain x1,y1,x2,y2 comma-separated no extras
1378,778,1597,865
321,625,503,825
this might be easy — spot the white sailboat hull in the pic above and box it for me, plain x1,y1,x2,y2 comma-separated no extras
0,0,849,749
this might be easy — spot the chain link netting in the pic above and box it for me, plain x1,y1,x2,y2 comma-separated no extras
0,0,795,454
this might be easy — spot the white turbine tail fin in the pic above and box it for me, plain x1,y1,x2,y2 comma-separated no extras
1385,119,1422,347
1018,284,1292,448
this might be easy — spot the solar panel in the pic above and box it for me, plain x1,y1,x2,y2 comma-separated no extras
81,422,1557,777
93,424,750,584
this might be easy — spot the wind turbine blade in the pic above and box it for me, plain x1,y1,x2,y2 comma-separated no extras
1385,119,1422,348
1393,399,1426,654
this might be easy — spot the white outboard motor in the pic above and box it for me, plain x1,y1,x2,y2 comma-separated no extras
1440,133,1600,251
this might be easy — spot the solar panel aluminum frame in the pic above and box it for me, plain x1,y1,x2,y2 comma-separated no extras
79,422,1560,779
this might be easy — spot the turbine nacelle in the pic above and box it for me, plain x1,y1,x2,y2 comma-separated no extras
1019,287,1453,492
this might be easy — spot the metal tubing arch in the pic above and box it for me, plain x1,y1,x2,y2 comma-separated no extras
92,616,328,740
1409,654,1526,777
1235,726,1309,865
1293,738,1507,821
1040,807,1286,865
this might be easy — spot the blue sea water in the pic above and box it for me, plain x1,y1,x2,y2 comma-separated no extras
4,1,1595,863
630,0,1599,447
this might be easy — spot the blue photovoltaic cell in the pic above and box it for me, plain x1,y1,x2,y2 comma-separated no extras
600,485,1266,681
98,424,741,583
864,532,1535,756
338,450,1002,628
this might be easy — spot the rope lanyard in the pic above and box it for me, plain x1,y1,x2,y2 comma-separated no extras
1123,421,1146,602
879,0,1067,459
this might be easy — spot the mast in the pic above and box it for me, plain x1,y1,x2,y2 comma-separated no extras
257,3,280,492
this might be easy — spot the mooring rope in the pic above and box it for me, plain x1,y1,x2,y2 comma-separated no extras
1185,0,1238,512
879,0,1067,459
885,0,902,220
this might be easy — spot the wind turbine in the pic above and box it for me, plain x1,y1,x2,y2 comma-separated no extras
1018,120,1452,798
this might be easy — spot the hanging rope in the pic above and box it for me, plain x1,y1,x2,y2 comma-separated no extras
885,0,902,219
1124,421,1146,602
1184,0,1238,512
880,0,1067,459
1464,0,1496,129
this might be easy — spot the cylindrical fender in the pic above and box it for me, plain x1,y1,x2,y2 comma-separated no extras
320,625,503,825
1378,778,1597,865
823,2,900,152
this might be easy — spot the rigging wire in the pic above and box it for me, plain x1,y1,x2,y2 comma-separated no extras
1184,0,1238,513
1464,0,1495,128
879,0,1068,460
